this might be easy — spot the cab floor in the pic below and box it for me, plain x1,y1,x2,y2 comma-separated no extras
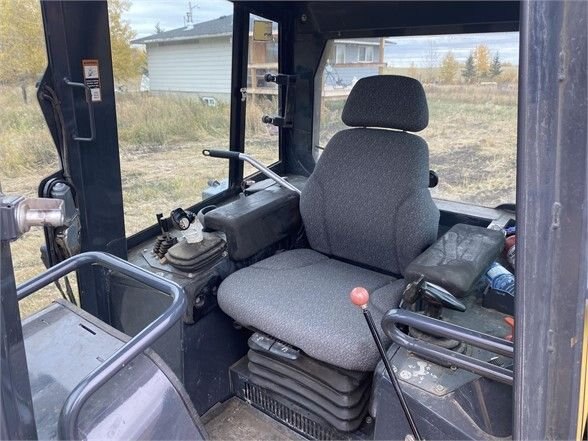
202,397,304,440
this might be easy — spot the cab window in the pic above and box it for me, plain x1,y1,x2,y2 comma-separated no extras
116,1,234,235
315,32,519,207
244,15,280,177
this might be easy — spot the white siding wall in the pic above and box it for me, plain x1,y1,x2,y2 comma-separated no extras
146,37,232,97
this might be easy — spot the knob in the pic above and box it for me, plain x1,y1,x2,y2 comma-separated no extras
350,287,369,308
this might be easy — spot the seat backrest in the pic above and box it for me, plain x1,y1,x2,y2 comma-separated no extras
300,75,439,275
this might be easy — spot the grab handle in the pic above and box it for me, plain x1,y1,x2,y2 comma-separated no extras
63,78,96,142
382,309,514,385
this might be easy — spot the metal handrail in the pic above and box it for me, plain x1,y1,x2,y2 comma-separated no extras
382,309,514,385
17,251,187,440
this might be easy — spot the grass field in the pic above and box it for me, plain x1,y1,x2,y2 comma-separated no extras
1,81,517,317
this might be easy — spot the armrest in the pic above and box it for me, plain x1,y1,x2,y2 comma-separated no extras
203,186,301,261
405,224,505,298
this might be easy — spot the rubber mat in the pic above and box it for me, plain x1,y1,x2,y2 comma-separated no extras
202,397,304,440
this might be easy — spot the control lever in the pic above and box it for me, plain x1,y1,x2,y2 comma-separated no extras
403,275,465,319
202,150,301,195
350,287,422,441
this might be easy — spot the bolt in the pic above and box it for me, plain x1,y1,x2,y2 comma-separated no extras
365,416,373,424
434,384,445,393
300,14,307,22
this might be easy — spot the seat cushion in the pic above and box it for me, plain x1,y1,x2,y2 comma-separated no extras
218,249,406,371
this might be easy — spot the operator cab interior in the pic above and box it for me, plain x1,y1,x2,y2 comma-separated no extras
113,2,519,437
7,0,586,440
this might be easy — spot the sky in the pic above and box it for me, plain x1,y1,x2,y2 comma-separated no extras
123,1,519,67
124,0,233,38
384,32,519,67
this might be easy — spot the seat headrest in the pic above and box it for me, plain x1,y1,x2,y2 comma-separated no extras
341,75,429,132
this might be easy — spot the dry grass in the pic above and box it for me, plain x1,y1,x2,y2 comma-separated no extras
1,82,516,318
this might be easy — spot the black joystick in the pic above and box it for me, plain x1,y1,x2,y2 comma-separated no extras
403,275,465,319
403,275,467,352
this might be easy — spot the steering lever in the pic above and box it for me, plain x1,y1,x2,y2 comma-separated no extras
403,275,465,318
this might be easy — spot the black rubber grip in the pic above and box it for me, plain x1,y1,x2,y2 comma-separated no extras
202,149,241,160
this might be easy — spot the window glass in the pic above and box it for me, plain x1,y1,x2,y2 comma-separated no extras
315,32,519,207
244,16,280,177
0,0,76,317
335,45,346,64
117,0,233,235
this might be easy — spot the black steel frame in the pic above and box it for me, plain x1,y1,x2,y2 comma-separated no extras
0,241,38,440
514,1,587,439
39,1,127,322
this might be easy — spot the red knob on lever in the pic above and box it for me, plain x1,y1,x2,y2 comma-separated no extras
350,287,370,308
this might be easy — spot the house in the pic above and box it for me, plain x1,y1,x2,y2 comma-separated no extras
132,15,388,102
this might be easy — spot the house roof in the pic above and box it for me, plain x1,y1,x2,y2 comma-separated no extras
132,14,384,46
132,15,235,45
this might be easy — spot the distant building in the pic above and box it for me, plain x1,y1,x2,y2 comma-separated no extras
132,15,388,102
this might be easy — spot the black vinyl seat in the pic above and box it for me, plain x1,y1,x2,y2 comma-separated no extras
219,75,439,371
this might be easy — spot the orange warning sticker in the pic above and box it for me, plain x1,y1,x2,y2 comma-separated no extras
82,59,102,102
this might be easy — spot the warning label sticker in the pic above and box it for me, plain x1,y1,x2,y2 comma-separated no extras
82,59,102,102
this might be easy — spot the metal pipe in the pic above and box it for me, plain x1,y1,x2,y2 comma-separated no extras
382,309,514,385
202,149,301,195
238,153,301,195
16,252,187,440
385,309,513,357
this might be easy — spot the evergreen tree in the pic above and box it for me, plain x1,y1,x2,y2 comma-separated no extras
462,53,477,84
490,53,503,79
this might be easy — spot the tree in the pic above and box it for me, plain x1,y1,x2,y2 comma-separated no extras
108,0,146,82
407,62,419,81
490,52,503,79
154,22,165,34
462,52,477,84
0,0,144,101
424,41,438,83
0,0,46,102
439,51,459,84
473,44,491,79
